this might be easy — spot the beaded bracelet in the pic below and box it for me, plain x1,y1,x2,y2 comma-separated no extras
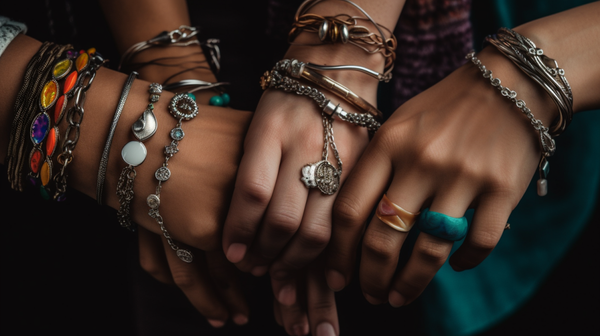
116,82,162,231
466,51,554,196
147,93,198,262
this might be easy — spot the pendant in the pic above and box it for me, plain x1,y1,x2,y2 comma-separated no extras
132,109,158,141
300,160,340,195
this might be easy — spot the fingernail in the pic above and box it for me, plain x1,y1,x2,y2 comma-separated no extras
233,314,248,325
277,284,296,306
364,293,385,305
226,243,247,263
389,290,406,308
251,265,268,277
325,269,345,292
292,323,309,336
316,322,336,336
207,319,225,328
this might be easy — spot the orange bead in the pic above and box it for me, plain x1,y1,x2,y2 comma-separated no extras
30,148,43,174
87,47,96,55
76,52,89,72
64,71,78,95
46,127,59,157
40,80,59,110
54,95,67,123
41,159,52,186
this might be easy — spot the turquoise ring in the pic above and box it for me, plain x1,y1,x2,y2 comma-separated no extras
417,209,468,241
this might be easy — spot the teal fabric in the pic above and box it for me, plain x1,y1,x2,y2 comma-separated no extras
417,1,600,335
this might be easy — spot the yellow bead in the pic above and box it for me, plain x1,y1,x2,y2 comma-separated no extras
53,59,72,80
40,80,58,110
87,47,96,55
41,159,52,186
76,52,89,72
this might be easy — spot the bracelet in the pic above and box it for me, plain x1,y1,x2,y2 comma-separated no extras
466,51,554,196
97,71,138,205
162,79,231,107
147,93,198,262
6,42,72,192
116,83,162,231
275,59,382,122
485,28,573,137
289,0,396,82
260,69,380,132
52,49,106,201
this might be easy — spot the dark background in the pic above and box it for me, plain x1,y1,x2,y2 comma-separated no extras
1,1,598,335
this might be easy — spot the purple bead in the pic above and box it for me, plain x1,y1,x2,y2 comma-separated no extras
66,50,78,59
31,113,50,144
55,193,67,202
29,176,38,186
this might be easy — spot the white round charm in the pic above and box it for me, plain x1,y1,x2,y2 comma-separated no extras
121,141,147,166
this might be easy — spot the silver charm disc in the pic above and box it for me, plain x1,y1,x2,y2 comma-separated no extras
169,93,198,120
155,166,171,181
315,160,339,195
177,249,194,263
147,194,160,209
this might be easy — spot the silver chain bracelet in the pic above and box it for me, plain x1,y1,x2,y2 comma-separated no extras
466,50,554,196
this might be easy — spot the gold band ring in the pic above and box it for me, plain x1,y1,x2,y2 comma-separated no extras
375,194,420,232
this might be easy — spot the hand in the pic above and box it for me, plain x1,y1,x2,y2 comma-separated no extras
138,226,249,327
326,46,558,305
273,262,339,336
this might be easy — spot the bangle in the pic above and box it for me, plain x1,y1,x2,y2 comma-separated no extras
275,59,382,122
97,71,138,205
6,42,72,192
289,0,396,82
485,28,573,137
0,16,27,58
147,93,198,262
116,82,162,231
466,51,554,196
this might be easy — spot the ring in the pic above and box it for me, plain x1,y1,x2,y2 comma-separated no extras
417,209,468,241
375,194,420,232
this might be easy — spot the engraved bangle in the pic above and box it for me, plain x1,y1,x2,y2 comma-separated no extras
275,59,383,121
97,71,138,205
466,51,554,196
116,83,162,231
260,69,380,132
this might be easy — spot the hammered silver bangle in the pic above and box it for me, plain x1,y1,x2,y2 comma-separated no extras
466,50,554,196
97,71,138,205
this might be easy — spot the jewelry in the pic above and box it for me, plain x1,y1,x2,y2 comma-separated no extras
486,28,573,137
0,16,27,57
466,51,553,197
505,223,511,230
6,42,72,192
290,0,396,82
260,69,380,132
375,195,420,232
97,71,138,205
417,209,468,241
116,82,161,231
147,93,198,262
52,49,106,201
274,59,383,122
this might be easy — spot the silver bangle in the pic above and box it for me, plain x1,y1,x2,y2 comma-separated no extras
0,16,27,58
147,93,198,262
97,71,138,205
116,83,162,231
466,51,554,196
162,79,229,93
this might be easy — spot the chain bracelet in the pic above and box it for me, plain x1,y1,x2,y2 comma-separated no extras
467,50,554,196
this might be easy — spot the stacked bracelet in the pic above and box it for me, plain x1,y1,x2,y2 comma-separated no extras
147,93,198,262
466,51,554,196
116,82,162,231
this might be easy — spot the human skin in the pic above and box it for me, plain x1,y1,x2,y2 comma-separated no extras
98,0,249,327
0,33,251,324
325,1,600,308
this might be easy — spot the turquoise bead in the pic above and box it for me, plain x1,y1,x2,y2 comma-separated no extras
417,209,468,241
221,93,230,106
209,95,224,106
187,93,196,101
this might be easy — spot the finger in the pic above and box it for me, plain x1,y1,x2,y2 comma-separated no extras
359,171,433,304
279,291,310,336
449,193,514,271
269,188,332,306
162,239,229,327
222,133,281,264
237,154,309,273
205,250,250,326
274,300,283,326
307,264,339,336
388,187,474,307
138,226,173,285
327,146,392,291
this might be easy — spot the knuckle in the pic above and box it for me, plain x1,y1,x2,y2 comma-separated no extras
265,209,302,236
362,229,398,261
468,230,499,253
297,220,331,251
237,179,272,206
190,221,221,251
413,239,449,266
334,195,361,226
